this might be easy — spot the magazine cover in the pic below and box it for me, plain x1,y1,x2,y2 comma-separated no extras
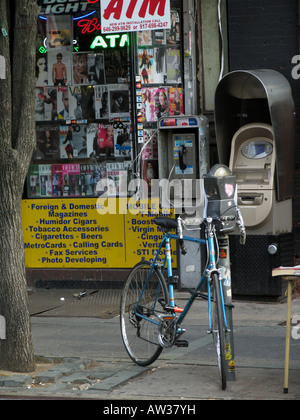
94,85,109,119
46,15,72,49
142,129,158,160
166,48,182,83
88,53,106,85
39,164,52,197
114,122,132,159
142,160,158,193
108,84,130,119
68,85,84,120
153,29,167,46
62,163,81,197
93,163,107,197
47,47,72,87
27,165,40,198
167,10,181,45
87,123,115,158
36,124,60,159
80,164,97,197
169,87,184,116
137,30,153,46
51,164,63,197
106,162,128,197
73,53,89,85
59,124,87,159
57,86,78,120
81,85,95,120
154,87,169,120
35,87,58,122
138,48,166,84
36,54,48,87
104,49,128,83
141,88,156,122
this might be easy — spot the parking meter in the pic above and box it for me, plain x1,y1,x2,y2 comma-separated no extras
214,70,295,299
203,164,237,232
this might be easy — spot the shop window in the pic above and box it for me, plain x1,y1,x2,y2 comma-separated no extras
28,1,184,199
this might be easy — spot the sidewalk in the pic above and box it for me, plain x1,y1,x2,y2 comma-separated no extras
0,289,299,400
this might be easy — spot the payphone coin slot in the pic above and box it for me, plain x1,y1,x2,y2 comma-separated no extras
238,194,263,206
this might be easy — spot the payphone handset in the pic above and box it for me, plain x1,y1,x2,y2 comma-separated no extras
229,123,275,227
168,133,197,180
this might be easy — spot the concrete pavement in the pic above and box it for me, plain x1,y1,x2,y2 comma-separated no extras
0,291,300,400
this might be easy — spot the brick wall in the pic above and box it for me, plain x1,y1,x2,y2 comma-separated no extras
227,0,300,256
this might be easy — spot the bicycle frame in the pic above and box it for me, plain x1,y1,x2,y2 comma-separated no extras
137,223,229,334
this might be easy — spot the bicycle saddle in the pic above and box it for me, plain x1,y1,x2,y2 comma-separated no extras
154,217,177,231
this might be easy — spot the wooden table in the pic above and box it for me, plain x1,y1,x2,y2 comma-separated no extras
272,266,300,394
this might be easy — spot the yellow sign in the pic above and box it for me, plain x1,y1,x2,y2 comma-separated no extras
21,198,176,269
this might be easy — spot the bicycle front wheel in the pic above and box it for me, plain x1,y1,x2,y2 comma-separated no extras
120,260,169,366
211,272,227,390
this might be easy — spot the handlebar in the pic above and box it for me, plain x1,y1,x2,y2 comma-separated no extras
176,205,246,255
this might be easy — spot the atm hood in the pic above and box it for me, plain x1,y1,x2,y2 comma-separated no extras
215,70,295,201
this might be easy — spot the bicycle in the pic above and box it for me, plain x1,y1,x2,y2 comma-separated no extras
120,167,246,390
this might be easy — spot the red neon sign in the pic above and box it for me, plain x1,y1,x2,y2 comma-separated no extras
87,0,100,3
77,17,102,34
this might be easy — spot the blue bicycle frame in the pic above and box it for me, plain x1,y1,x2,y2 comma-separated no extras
147,229,229,333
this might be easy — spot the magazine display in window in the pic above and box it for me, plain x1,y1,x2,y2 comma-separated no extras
114,122,132,159
62,164,81,197
88,53,106,85
93,163,107,197
36,124,60,159
95,85,109,119
39,164,52,197
73,53,89,85
169,87,184,116
109,84,130,119
142,160,158,192
166,48,182,83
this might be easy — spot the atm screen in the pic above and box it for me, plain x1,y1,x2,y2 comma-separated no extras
241,139,273,159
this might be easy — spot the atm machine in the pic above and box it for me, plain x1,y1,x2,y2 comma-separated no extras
157,115,210,288
215,70,295,299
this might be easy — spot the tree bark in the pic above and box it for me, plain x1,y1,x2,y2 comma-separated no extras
0,0,39,372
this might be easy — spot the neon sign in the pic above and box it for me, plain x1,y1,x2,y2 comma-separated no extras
90,34,129,49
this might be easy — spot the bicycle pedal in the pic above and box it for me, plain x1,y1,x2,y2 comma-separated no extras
175,340,189,347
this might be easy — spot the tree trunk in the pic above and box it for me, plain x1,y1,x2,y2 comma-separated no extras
0,0,39,372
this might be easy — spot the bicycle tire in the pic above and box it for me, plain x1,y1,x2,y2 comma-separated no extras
211,272,227,390
120,260,169,366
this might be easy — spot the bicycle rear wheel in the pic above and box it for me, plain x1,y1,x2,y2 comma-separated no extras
120,260,169,366
211,272,227,390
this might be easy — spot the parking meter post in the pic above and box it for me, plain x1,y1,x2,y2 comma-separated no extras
218,234,235,381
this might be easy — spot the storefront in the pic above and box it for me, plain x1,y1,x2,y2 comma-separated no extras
23,0,206,286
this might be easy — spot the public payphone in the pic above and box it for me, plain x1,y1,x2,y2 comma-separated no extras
215,70,296,298
157,115,210,288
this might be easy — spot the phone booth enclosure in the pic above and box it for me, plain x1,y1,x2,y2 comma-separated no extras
214,70,295,299
157,116,209,288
